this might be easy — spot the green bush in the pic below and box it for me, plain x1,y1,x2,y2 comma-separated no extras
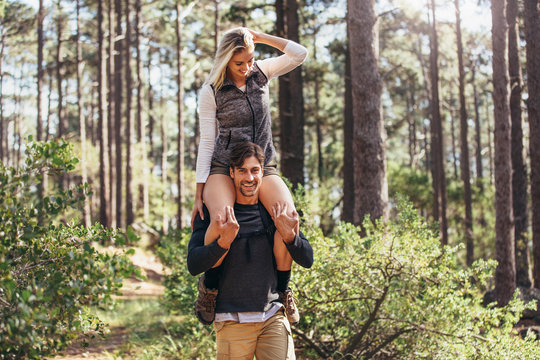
0,139,138,359
293,197,538,359
157,228,216,359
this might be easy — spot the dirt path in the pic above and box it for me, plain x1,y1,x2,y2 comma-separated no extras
52,248,166,360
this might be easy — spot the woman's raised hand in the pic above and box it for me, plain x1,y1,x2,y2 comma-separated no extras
191,197,204,229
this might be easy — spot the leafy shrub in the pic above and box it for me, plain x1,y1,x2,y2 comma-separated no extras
157,228,216,359
293,197,538,359
0,139,138,359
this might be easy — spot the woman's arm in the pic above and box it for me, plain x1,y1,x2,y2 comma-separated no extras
250,30,308,80
192,85,217,227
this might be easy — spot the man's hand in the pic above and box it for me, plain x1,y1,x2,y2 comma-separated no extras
272,202,299,244
216,206,239,250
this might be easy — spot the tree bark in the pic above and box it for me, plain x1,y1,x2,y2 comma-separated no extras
450,103,458,180
348,0,388,225
523,0,540,289
507,0,531,287
471,61,484,185
491,0,516,305
115,0,123,228
175,1,185,228
0,32,4,163
214,0,220,55
429,0,448,244
277,0,305,188
77,0,91,226
134,0,148,221
147,55,155,160
98,0,110,227
108,0,116,227
56,3,64,140
37,0,44,142
125,0,134,227
342,40,354,223
455,0,474,266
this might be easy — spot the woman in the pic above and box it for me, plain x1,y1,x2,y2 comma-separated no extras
192,27,308,325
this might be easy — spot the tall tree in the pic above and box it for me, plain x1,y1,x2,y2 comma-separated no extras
175,1,185,228
491,0,515,305
277,0,305,187
471,60,484,185
342,40,354,223
507,0,531,287
77,0,91,226
454,0,474,266
523,0,540,289
108,0,116,227
55,1,64,139
114,0,123,228
98,0,110,227
125,0,134,227
0,29,4,163
347,0,388,225
37,0,44,142
134,0,148,221
428,0,448,245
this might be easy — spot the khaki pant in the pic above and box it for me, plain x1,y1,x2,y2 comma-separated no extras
213,310,295,360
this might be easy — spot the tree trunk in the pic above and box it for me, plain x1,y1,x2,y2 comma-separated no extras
491,0,516,305
56,5,64,140
115,0,123,228
46,68,52,142
147,55,155,160
125,0,134,227
455,0,474,266
108,0,116,227
523,0,540,289
407,84,417,168
98,0,110,227
486,100,494,184
348,0,388,225
135,0,148,221
37,0,44,142
313,29,323,182
175,1,185,228
429,0,448,245
77,0,91,226
277,0,305,188
0,33,4,163
450,103,458,180
507,0,531,287
214,0,220,55
161,95,168,235
342,41,354,223
472,62,484,185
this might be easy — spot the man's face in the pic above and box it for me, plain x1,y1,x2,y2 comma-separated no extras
230,156,263,199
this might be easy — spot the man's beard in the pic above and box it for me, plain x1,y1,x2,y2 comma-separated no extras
239,181,259,197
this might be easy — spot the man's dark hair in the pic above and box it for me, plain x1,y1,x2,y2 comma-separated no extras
229,142,265,169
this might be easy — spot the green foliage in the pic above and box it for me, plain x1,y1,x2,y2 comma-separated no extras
156,227,216,358
293,197,538,359
0,139,138,359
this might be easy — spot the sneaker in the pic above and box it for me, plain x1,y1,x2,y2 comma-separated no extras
194,274,218,325
279,287,300,325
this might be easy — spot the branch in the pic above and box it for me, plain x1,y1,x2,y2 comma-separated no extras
363,327,414,359
343,284,390,354
291,327,332,359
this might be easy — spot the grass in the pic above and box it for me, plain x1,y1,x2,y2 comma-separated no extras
88,297,216,359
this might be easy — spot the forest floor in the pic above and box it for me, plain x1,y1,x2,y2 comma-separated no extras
51,248,169,360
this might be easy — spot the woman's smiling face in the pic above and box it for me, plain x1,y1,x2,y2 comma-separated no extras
227,48,255,81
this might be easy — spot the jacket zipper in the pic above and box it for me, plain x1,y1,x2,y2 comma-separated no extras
245,94,256,142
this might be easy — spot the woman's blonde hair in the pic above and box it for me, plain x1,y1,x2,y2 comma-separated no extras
205,27,255,91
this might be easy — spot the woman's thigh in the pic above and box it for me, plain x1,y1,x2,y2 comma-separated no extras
203,174,235,216
258,175,295,213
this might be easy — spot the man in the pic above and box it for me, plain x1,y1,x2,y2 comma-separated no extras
187,142,313,359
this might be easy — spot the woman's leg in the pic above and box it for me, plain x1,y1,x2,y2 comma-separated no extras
259,175,296,271
203,174,235,267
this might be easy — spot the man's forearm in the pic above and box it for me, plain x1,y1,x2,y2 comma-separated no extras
187,241,228,275
284,230,313,268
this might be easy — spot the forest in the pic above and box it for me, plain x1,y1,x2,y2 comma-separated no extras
1,0,540,358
